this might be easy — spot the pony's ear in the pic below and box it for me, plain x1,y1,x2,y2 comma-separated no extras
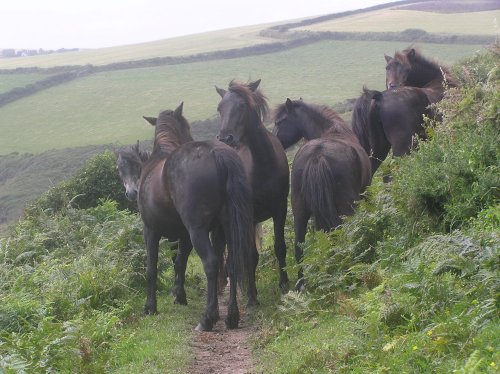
285,98,294,112
407,48,416,60
174,102,184,117
143,116,157,126
248,79,261,92
215,86,226,98
384,54,392,64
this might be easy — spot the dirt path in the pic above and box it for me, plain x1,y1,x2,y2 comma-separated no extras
188,288,257,374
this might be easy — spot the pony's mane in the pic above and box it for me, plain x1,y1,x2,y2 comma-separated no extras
152,110,193,156
397,47,458,88
228,80,269,121
275,100,355,140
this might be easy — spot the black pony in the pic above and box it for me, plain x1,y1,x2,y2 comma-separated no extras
351,86,431,175
125,103,255,331
385,47,458,103
215,79,291,293
273,99,371,289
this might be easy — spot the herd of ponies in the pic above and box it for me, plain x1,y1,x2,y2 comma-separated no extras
116,47,457,331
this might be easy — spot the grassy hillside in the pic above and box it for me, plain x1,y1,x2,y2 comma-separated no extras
296,9,500,35
0,41,482,155
0,73,49,94
0,145,118,233
1,46,497,373
253,47,499,372
0,21,288,69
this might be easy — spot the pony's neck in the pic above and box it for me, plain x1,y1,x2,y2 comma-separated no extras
303,119,329,141
152,129,183,158
244,110,276,164
407,57,445,88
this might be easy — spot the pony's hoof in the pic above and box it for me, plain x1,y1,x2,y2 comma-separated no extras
174,296,187,305
195,322,213,332
246,298,260,310
144,306,157,315
225,315,239,329
279,282,290,294
296,280,306,293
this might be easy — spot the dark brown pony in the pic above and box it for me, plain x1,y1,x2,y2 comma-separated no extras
116,141,151,201
385,47,458,103
351,86,431,175
215,79,291,292
116,142,229,302
132,103,255,331
273,99,371,289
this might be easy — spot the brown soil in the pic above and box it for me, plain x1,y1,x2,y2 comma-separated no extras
188,289,259,374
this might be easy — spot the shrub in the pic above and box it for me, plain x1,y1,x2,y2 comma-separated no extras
27,150,136,216
392,52,499,231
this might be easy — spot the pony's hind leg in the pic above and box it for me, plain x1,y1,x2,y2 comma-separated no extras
225,248,240,329
211,225,228,294
190,229,220,331
293,199,311,292
172,237,192,305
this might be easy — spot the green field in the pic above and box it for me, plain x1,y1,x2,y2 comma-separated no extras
0,40,483,155
296,9,500,35
0,21,287,69
0,73,50,94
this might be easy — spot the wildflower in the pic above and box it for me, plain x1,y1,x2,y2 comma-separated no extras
490,362,496,368
412,345,418,351
427,330,433,336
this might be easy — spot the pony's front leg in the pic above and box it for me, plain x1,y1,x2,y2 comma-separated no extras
172,237,192,305
144,226,161,315
273,203,290,292
191,230,220,331
247,238,259,307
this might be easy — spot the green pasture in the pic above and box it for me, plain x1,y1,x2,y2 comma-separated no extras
0,73,49,94
297,9,500,36
0,40,483,155
0,21,286,69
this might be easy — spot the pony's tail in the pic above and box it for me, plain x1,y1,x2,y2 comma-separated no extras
213,148,254,291
352,86,382,155
300,155,341,231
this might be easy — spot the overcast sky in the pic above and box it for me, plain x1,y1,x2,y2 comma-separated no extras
1,0,393,49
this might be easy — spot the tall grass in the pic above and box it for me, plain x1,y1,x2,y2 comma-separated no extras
253,46,499,373
0,152,205,372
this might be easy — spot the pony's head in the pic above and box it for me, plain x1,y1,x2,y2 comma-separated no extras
215,79,268,147
116,141,150,201
384,48,415,89
272,98,305,149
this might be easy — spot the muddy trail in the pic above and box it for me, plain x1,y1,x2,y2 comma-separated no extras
188,286,259,374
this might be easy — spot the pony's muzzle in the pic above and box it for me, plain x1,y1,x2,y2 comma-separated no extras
125,188,137,201
388,82,402,89
217,134,234,145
